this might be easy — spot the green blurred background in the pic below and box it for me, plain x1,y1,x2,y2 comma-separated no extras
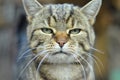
0,0,120,80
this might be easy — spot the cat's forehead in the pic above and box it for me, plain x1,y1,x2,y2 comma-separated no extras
35,4,81,20
46,4,74,19
33,4,86,29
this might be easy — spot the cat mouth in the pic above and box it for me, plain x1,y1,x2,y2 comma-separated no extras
52,51,70,56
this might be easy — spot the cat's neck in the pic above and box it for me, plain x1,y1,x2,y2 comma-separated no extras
39,63,91,80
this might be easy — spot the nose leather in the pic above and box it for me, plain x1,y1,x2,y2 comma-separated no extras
55,32,68,47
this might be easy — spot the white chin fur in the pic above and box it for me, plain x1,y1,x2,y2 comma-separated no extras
47,54,76,64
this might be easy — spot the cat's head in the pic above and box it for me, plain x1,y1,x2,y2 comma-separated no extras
22,0,102,63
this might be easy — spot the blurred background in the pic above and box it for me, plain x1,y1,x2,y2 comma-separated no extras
0,0,120,80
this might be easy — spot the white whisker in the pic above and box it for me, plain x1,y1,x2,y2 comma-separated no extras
90,47,104,54
18,49,32,62
36,53,49,80
17,47,44,62
72,54,87,80
85,53,104,78
18,50,47,79
18,54,35,61
90,54,104,69
75,53,93,73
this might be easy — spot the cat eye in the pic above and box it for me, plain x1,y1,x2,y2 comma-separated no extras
69,28,81,34
41,28,53,34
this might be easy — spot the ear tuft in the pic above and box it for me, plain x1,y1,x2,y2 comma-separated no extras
22,0,43,17
81,0,102,23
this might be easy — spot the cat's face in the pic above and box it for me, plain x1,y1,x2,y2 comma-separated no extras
23,0,102,64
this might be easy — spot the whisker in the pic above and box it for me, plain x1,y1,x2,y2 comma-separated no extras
17,47,44,62
36,53,49,80
90,54,104,69
72,54,87,80
17,49,33,62
18,54,35,61
18,50,47,79
18,55,39,79
75,53,93,73
90,54,105,79
85,53,103,76
90,47,104,54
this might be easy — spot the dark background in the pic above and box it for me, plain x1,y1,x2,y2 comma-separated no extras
0,0,120,80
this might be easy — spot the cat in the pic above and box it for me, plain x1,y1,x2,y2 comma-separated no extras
17,0,102,80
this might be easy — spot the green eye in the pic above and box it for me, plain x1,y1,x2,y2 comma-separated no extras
41,28,53,34
69,28,81,34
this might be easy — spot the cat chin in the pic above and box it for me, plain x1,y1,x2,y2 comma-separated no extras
46,54,76,64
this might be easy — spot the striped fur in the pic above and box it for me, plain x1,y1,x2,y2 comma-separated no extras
18,0,102,80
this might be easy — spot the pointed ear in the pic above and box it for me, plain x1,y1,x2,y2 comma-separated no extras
22,0,43,17
80,0,102,24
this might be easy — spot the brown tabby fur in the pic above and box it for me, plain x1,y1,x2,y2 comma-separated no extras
19,0,102,80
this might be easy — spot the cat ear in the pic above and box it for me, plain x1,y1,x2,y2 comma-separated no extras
22,0,43,17
80,0,102,24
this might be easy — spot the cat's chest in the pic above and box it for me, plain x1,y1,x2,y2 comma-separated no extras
39,64,84,80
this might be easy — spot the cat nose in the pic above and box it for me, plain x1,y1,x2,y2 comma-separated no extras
55,32,68,48
57,39,67,47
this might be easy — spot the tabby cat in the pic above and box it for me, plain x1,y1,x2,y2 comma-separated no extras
17,0,102,80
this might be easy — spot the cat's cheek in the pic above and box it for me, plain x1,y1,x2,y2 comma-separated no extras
30,40,39,48
82,41,91,51
70,33,90,51
39,35,52,41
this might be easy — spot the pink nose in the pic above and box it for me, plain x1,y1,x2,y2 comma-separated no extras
55,32,68,47
57,39,67,47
